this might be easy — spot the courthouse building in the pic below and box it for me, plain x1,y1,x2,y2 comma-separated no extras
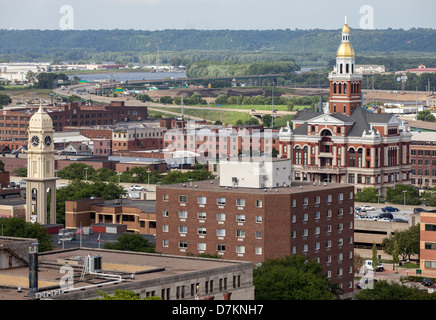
278,20,412,196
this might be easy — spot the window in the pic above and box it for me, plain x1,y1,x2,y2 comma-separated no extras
236,199,245,207
197,243,206,251
255,200,263,208
303,213,308,221
303,197,308,206
163,194,169,201
236,230,245,238
236,246,245,254
217,197,226,205
315,196,320,204
217,229,226,237
327,194,332,203
179,241,187,249
236,214,245,222
217,213,226,221
197,196,207,204
303,229,308,237
179,226,187,233
338,193,343,201
315,211,320,220
162,225,169,232
255,231,262,239
197,227,207,235
315,227,320,235
162,209,169,217
217,244,226,252
256,216,263,223
179,195,188,203
178,210,187,219
162,240,169,247
256,247,262,255
197,212,206,219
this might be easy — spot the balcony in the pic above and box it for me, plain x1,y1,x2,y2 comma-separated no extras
302,165,347,174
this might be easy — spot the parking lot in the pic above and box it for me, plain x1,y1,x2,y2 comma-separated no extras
354,204,413,223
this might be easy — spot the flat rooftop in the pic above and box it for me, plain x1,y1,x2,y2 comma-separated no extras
158,179,352,195
0,248,248,300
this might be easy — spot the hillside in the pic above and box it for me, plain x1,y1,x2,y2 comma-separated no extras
0,28,435,65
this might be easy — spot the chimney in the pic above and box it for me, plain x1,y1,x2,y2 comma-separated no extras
28,242,39,298
223,292,232,300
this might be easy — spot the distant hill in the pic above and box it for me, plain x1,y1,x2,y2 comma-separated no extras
0,28,435,63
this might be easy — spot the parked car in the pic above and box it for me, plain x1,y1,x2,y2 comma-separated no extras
359,205,375,212
379,217,392,222
422,278,433,286
363,259,384,272
414,207,426,215
9,181,16,188
129,185,145,191
378,212,394,220
392,218,408,223
382,206,399,212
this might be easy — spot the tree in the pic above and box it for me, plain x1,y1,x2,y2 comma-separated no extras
417,110,435,122
103,233,155,253
0,217,52,252
356,280,436,300
355,187,379,203
382,224,420,261
13,167,27,177
261,114,272,127
96,289,161,300
371,242,379,271
57,163,95,180
0,94,11,107
55,180,126,224
392,240,400,271
253,254,341,300
35,72,69,89
385,184,420,206
215,94,228,105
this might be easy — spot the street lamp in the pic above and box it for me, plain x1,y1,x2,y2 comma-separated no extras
403,190,407,208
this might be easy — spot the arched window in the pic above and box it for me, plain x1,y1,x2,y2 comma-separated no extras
343,83,347,94
295,146,301,165
333,83,337,94
320,130,332,153
340,64,343,74
346,64,349,74
338,83,342,94
349,148,356,167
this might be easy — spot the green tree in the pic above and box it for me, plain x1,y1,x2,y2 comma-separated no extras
57,163,96,180
385,184,420,206
417,110,435,122
55,180,126,224
253,254,341,300
0,217,52,252
13,167,27,177
261,114,272,127
371,242,379,271
96,289,161,300
35,72,69,89
103,233,155,253
0,94,11,107
215,94,228,105
381,224,420,261
355,187,379,203
356,280,436,300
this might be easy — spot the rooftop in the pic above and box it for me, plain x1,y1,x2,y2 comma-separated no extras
157,179,351,195
0,247,248,300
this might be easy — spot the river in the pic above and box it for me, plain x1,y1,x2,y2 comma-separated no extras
69,71,187,82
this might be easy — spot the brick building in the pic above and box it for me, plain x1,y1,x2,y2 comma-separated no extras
65,198,157,235
420,211,436,272
112,126,165,152
0,101,147,144
156,158,355,298
278,20,412,196
410,131,436,189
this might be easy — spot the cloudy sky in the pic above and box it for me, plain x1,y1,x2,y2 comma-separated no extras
0,0,435,30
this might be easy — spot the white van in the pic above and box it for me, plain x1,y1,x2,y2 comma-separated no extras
363,259,384,272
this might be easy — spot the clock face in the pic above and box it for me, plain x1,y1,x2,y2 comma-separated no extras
31,135,39,147
44,135,52,147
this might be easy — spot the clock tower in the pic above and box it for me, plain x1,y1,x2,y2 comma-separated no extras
26,105,57,225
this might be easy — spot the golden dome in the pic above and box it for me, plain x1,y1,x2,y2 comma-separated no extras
342,23,350,33
336,42,355,57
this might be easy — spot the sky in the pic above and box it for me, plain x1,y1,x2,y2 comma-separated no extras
0,0,435,31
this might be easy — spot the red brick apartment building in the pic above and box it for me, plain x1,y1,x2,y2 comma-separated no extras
156,177,355,298
410,131,436,189
0,101,147,143
420,211,436,272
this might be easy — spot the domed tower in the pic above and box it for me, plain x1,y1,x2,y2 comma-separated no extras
26,104,57,225
328,17,362,116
